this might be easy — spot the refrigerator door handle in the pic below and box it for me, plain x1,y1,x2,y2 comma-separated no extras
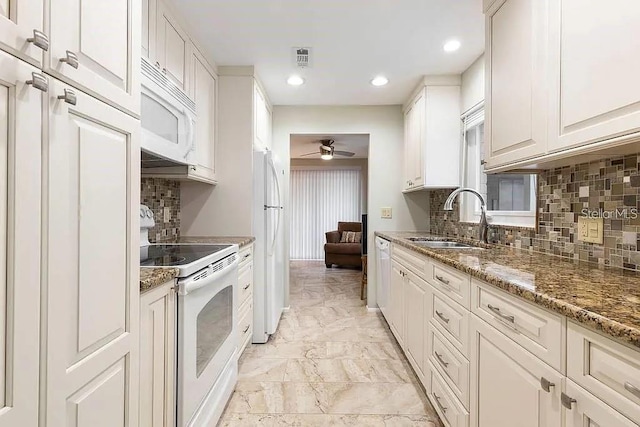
267,155,282,256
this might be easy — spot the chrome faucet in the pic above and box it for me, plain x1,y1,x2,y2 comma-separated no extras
443,188,489,244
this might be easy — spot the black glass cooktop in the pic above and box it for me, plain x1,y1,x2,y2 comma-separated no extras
140,244,232,267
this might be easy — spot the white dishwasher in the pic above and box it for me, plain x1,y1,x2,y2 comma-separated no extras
375,237,390,317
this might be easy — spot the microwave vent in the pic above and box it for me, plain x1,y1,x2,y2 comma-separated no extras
141,58,195,113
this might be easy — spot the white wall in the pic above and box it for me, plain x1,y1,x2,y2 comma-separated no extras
272,106,430,307
461,54,485,114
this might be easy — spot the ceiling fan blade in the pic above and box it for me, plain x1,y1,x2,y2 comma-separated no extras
299,151,319,157
334,150,355,157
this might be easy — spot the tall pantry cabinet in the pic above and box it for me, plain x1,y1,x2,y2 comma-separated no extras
0,0,141,425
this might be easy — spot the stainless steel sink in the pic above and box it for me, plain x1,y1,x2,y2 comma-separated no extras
406,237,483,249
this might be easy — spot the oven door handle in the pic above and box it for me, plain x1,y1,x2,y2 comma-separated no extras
179,258,239,296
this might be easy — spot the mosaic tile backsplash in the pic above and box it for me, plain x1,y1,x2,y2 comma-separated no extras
141,178,181,243
430,154,640,271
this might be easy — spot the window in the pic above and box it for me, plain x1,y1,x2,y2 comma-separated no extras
460,106,537,228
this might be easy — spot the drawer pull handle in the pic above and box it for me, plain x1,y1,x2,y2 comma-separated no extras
624,382,640,399
435,310,450,324
57,88,77,105
487,304,515,323
59,50,79,69
435,352,449,368
433,393,447,413
26,72,48,92
243,325,250,333
540,377,555,393
243,253,251,260
27,29,49,51
561,393,576,410
435,275,450,285
243,284,250,290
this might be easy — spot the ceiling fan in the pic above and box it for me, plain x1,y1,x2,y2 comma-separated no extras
299,139,355,159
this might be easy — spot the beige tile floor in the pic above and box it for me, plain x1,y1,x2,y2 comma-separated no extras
218,261,442,426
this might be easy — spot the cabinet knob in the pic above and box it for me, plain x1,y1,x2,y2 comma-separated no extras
243,284,250,290
57,88,77,105
162,68,167,75
540,377,555,393
26,72,48,92
561,393,576,410
59,50,79,69
155,61,161,68
27,29,49,51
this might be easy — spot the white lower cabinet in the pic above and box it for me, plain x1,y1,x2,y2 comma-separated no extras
470,315,562,427
404,270,428,380
382,243,640,427
237,244,254,354
43,79,140,426
140,280,176,427
563,379,638,427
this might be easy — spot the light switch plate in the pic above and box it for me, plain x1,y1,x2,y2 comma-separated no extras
577,217,603,244
381,207,392,219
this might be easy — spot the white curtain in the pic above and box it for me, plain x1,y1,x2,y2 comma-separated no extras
290,168,362,260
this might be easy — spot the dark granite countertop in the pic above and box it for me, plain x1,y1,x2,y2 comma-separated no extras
178,236,255,248
140,267,179,293
376,231,640,349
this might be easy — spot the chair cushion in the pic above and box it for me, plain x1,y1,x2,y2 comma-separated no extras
340,231,362,243
324,243,361,255
338,222,362,233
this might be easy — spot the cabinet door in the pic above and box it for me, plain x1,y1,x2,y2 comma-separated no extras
0,50,42,427
404,272,427,378
484,0,548,168
563,380,637,427
188,48,217,182
156,1,189,91
142,0,157,60
0,0,45,67
254,84,271,150
411,92,425,188
470,315,562,427
43,80,140,427
548,0,640,152
389,261,405,345
403,107,413,189
140,282,176,427
47,0,140,115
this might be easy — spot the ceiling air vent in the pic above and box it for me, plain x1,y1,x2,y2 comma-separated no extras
293,47,311,68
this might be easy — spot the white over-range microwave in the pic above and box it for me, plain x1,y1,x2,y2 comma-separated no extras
141,57,197,167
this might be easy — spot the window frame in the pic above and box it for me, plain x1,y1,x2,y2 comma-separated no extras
459,103,537,228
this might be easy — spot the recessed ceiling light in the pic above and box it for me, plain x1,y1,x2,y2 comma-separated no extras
370,76,389,87
287,75,304,86
443,39,461,52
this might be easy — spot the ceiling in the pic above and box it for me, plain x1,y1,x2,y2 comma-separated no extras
171,0,485,105
290,134,369,159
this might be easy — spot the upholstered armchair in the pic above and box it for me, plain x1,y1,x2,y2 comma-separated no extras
324,221,363,268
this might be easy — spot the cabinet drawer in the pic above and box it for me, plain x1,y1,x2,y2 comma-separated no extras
238,245,253,268
428,327,470,409
567,322,640,423
563,379,638,427
238,263,253,307
428,261,470,309
391,244,429,276
426,362,469,427
428,288,470,357
238,301,253,350
471,280,564,371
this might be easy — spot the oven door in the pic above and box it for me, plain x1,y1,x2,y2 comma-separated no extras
177,259,238,426
141,84,196,165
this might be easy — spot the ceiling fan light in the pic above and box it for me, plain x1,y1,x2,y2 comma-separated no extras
321,153,333,160
320,145,334,160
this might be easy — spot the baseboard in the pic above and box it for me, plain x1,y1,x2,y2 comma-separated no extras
366,306,380,312
282,306,291,312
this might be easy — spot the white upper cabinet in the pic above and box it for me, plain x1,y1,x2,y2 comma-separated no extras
0,49,43,427
547,0,640,153
43,79,140,427
47,0,141,116
141,0,156,60
0,0,45,67
156,0,190,92
403,77,461,191
188,48,217,183
484,0,548,168
254,82,271,150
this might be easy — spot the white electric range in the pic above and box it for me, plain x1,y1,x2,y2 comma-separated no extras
140,205,239,427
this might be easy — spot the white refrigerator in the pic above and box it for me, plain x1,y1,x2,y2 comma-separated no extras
252,149,285,343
